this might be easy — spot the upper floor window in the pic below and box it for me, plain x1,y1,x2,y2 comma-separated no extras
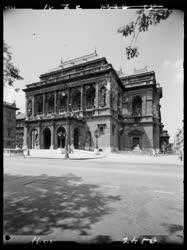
46,93,54,113
57,91,67,113
7,111,12,122
7,128,13,137
35,94,43,115
98,124,106,135
72,89,81,111
86,86,95,109
132,96,142,116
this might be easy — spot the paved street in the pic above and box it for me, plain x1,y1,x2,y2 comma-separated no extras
4,156,183,245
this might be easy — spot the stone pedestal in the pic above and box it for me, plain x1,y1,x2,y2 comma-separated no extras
133,144,141,152
94,148,99,155
57,148,64,154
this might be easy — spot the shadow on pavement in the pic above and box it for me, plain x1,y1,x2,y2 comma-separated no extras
4,173,121,236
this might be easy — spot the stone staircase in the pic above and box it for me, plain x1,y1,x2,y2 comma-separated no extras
24,149,65,158
23,148,99,158
117,150,151,155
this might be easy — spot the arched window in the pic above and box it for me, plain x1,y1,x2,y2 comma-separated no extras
99,86,107,107
86,86,95,109
72,89,81,110
132,96,142,116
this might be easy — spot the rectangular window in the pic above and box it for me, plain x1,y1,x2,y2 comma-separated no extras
98,124,106,135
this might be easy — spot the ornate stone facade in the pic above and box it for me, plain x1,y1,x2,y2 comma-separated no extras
22,54,168,153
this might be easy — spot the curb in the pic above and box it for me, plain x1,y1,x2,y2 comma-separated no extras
23,156,106,160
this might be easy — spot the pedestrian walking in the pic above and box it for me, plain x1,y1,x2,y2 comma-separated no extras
152,148,156,156
71,143,74,154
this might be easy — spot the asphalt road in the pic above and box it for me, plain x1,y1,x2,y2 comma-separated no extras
4,156,183,245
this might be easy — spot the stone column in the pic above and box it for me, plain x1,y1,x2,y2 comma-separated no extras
23,123,28,149
81,85,84,111
43,93,46,115
32,96,35,116
95,82,99,109
38,124,41,149
146,99,153,116
50,125,54,149
67,88,70,112
106,80,111,108
54,91,57,113
142,96,146,116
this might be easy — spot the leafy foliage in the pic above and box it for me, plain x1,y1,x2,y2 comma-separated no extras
3,42,23,87
118,9,172,59
126,46,139,60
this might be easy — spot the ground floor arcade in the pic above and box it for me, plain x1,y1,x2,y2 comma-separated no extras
23,116,163,153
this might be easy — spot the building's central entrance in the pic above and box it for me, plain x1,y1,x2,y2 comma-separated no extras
43,128,51,149
132,137,140,149
57,127,66,148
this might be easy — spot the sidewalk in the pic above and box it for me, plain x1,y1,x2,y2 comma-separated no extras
13,150,183,165
23,149,106,160
103,153,183,165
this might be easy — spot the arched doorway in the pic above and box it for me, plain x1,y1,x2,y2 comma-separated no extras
31,129,38,149
43,128,51,149
57,127,66,148
74,128,80,149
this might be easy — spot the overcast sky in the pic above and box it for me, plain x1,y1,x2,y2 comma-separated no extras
3,9,183,142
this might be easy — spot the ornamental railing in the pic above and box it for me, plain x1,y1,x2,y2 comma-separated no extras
26,64,112,89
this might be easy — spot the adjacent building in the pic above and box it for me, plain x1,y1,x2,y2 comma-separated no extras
16,112,26,149
160,123,170,152
22,52,169,153
173,127,184,154
3,101,19,148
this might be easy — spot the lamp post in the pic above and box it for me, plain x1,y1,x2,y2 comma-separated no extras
65,112,70,159
57,130,63,153
27,107,32,156
62,89,71,159
94,129,99,155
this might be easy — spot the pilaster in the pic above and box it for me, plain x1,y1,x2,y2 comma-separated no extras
32,96,35,116
81,85,84,111
50,125,54,149
43,93,46,115
54,91,57,113
95,82,99,109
